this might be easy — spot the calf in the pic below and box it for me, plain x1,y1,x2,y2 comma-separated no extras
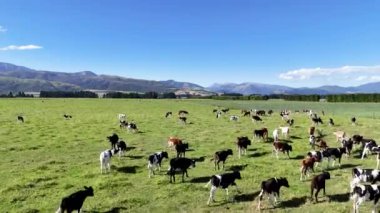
309,135,316,150
175,143,189,158
179,116,187,124
236,136,251,158
310,147,346,168
351,117,357,126
213,149,233,170
243,111,251,117
328,118,334,126
312,117,323,125
351,168,380,191
229,115,239,121
100,148,119,173
333,131,346,142
253,128,268,141
116,140,127,158
273,142,292,159
165,111,172,118
148,151,169,178
300,156,317,181
107,133,119,149
216,111,222,118
279,126,290,138
178,110,189,116
205,171,242,205
257,177,290,209
63,114,72,119
167,157,196,183
286,119,294,126
221,108,230,113
56,186,94,213
256,110,266,116
268,110,273,115
168,136,183,148
310,172,330,202
118,113,126,121
316,139,328,151
119,120,128,129
127,122,138,133
251,115,262,122
351,184,380,213
361,140,378,159
341,138,354,157
17,115,24,123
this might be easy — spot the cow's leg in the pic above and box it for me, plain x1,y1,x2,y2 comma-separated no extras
215,161,218,170
373,198,380,213
222,161,225,170
315,188,321,202
257,190,264,209
310,186,314,201
238,148,241,159
377,154,380,170
207,186,217,205
225,188,229,201
361,148,368,159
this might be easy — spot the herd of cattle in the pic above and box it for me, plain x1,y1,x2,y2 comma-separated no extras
20,108,376,212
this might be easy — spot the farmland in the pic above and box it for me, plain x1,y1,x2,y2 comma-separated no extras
0,99,380,212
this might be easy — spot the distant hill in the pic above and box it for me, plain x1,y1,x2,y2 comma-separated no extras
207,82,380,95
0,62,203,93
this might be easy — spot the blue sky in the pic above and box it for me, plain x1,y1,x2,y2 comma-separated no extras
1,0,380,87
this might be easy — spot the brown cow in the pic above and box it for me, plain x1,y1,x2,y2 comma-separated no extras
300,156,317,181
168,137,183,147
308,127,315,136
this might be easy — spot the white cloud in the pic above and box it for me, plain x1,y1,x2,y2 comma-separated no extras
0,44,43,51
279,65,380,80
0,26,6,33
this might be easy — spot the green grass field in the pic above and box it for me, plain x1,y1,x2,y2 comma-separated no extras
1,99,380,213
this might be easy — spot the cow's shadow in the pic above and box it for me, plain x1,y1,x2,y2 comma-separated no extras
279,196,307,208
190,176,210,183
125,146,136,151
116,166,140,173
234,191,261,202
328,193,350,202
290,155,305,160
227,164,248,172
126,155,144,159
339,164,360,169
192,156,206,162
290,136,302,140
84,207,128,213
248,152,268,158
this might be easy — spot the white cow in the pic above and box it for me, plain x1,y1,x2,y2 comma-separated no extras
272,129,279,141
118,113,126,121
279,127,290,138
100,149,118,173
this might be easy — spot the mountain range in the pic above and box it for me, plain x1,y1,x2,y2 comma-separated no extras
1,62,380,95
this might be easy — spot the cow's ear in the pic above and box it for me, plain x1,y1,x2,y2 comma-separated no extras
84,186,89,189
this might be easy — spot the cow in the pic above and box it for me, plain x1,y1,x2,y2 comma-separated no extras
273,129,279,142
309,135,316,150
116,140,127,158
148,151,169,178
312,117,323,125
230,115,239,121
119,120,128,129
236,136,251,158
55,186,94,213
165,112,172,118
243,111,251,117
178,110,189,116
205,171,242,205
341,138,354,157
251,115,262,123
179,116,187,124
328,118,335,126
118,113,126,121
17,115,24,123
175,143,189,158
300,156,317,181
256,110,266,116
168,137,183,148
268,110,273,116
308,126,316,136
351,117,357,126
253,128,268,141
107,133,119,149
351,168,380,191
167,158,196,183
127,122,138,133
212,149,233,170
361,140,379,159
100,148,119,173
221,108,230,113
286,119,294,126
279,126,290,138
310,172,330,202
308,147,346,168
273,142,292,159
333,131,346,142
216,111,222,118
63,114,72,119
257,177,290,209
316,139,328,151
351,184,380,213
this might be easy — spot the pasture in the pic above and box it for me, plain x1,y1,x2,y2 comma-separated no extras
0,98,380,212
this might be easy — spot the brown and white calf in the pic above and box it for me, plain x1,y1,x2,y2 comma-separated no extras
236,136,251,158
300,156,317,181
168,137,183,148
273,142,292,159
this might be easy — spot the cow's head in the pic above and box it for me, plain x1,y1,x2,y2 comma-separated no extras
161,151,169,159
233,171,241,179
84,186,94,197
279,177,289,188
226,149,233,155
190,160,196,168
322,171,331,180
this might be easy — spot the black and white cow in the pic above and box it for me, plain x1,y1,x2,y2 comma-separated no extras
328,118,335,126
308,147,346,168
205,171,242,205
341,138,354,157
127,122,138,133
257,177,290,209
56,186,94,213
312,117,323,125
17,115,24,123
361,140,378,159
236,136,251,158
351,184,380,213
165,111,172,118
100,148,119,173
229,115,239,121
175,143,189,158
287,119,294,126
351,117,357,126
116,140,127,158
310,172,330,202
167,158,196,183
148,151,169,178
63,114,72,119
213,149,233,170
351,168,380,191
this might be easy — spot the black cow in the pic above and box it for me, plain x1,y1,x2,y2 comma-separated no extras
107,133,119,149
351,117,357,125
257,177,289,209
352,184,380,213
167,158,196,183
175,143,189,158
256,110,266,116
56,186,94,213
328,118,334,126
213,149,233,170
312,117,323,125
205,171,241,205
251,115,262,122
253,128,268,141
236,136,251,158
287,119,294,126
268,110,273,115
179,116,187,124
178,110,189,116
221,108,230,113
148,151,169,178
116,140,127,158
17,115,24,123
310,172,330,202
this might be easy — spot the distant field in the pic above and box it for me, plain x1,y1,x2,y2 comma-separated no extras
0,99,380,212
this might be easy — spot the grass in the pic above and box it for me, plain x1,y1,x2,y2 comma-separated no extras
0,98,380,212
